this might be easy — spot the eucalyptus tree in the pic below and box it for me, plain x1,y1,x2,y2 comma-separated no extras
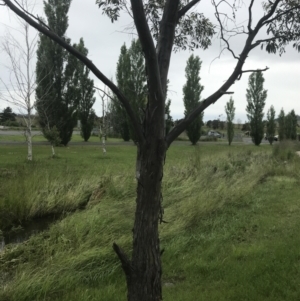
3,0,300,300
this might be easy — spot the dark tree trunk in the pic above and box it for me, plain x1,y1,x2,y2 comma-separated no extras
129,140,165,301
114,125,166,301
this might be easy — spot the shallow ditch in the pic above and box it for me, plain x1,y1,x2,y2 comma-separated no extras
0,216,57,252
0,188,102,253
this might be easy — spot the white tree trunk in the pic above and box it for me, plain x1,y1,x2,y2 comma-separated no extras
27,126,32,161
101,89,106,154
51,145,55,157
102,133,106,155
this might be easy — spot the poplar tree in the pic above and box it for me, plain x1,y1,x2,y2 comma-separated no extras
127,39,147,142
285,109,297,140
74,38,96,142
183,54,204,145
290,109,298,140
111,40,147,142
225,97,235,146
35,0,77,146
278,108,285,141
246,71,267,146
266,105,276,145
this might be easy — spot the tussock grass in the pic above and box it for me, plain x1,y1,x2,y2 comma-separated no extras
1,143,300,300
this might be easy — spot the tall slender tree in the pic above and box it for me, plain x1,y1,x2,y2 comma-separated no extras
278,108,285,141
225,97,235,146
285,111,292,139
246,71,267,146
290,109,298,140
111,40,147,142
112,44,132,141
127,39,147,142
73,38,96,142
35,0,77,146
183,54,204,145
285,109,297,140
0,1,36,160
266,105,276,145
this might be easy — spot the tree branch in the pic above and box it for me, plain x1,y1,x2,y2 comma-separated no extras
157,0,180,97
213,0,239,60
177,0,201,20
94,86,115,103
13,0,52,31
237,66,269,80
130,0,165,135
130,0,162,96
2,0,145,145
112,243,132,277
262,4,300,27
252,0,281,32
248,0,255,33
250,36,285,50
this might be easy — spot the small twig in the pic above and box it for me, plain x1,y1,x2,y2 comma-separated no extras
94,86,115,102
14,0,52,31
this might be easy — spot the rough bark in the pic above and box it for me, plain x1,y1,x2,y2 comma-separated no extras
115,137,166,301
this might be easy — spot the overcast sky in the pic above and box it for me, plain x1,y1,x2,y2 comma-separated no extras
0,0,299,123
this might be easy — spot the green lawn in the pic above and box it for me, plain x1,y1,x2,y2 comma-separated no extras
1,142,300,300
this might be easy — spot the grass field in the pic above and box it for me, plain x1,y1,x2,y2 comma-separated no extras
1,141,300,300
0,133,125,143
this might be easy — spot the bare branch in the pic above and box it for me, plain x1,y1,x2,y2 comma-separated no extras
94,86,115,103
14,0,52,31
213,0,239,60
112,243,131,277
238,66,269,80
